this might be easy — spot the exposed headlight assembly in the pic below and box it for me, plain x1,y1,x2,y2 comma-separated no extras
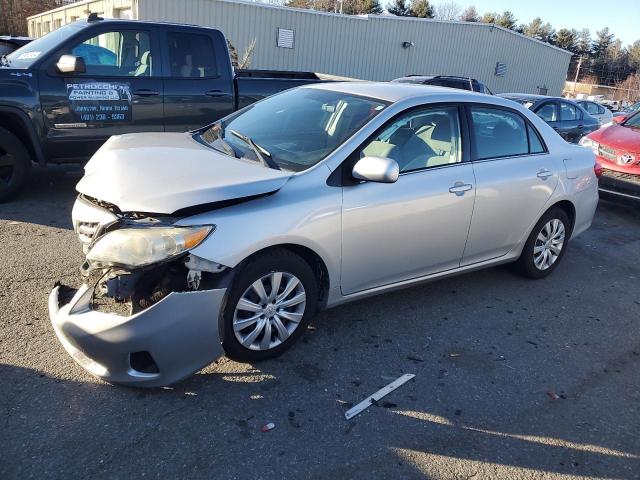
86,226,214,268
579,136,599,155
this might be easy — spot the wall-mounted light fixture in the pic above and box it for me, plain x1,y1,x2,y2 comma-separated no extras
402,41,414,48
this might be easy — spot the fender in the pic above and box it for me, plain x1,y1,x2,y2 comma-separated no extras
0,106,46,165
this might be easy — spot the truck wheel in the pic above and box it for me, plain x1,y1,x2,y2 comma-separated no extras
0,127,32,202
220,248,318,362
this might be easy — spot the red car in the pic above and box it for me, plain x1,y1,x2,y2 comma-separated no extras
580,111,640,200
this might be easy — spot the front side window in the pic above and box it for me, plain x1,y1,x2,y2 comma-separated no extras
582,102,599,115
470,107,529,159
70,30,153,77
560,102,578,121
200,88,387,172
167,32,218,78
358,106,462,173
535,102,557,122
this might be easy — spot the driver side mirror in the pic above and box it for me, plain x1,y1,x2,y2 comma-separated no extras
56,54,86,74
352,156,399,183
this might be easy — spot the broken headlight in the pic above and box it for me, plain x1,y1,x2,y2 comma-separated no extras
86,226,214,269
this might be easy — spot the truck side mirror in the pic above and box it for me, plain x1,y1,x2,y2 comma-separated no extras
56,54,86,74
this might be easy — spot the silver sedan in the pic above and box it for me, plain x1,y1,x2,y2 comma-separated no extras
49,83,599,386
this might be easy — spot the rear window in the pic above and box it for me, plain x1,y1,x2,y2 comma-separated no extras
167,32,218,78
470,107,530,160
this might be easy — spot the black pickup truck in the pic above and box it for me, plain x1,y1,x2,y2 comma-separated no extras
0,16,341,200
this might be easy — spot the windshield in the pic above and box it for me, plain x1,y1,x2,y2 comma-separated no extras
200,88,388,172
4,23,85,68
623,111,640,128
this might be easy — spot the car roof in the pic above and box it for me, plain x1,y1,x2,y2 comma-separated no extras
305,81,509,105
77,17,218,31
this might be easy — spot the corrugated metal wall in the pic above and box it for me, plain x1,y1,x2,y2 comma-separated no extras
138,0,571,95
29,0,571,95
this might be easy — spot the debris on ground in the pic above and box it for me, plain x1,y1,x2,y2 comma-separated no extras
344,373,415,420
261,422,275,432
546,390,560,400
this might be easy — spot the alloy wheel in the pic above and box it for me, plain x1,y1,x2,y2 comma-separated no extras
0,146,16,185
533,219,565,271
233,271,306,351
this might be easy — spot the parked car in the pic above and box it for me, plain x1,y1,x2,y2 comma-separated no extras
0,36,32,56
613,101,640,121
580,111,640,201
500,94,600,143
575,100,613,125
0,16,341,201
391,75,493,94
49,83,599,387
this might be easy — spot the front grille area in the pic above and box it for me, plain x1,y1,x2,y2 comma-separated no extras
598,144,617,162
76,221,100,246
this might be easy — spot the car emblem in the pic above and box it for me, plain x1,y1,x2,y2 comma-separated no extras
617,154,635,165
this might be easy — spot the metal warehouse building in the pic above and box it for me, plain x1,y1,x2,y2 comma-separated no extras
27,0,572,95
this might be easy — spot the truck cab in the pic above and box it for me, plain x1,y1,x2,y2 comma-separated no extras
0,17,334,201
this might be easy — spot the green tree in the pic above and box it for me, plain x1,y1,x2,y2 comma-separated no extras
409,0,434,18
496,10,517,30
554,28,577,52
459,5,478,22
591,27,614,59
523,17,555,43
629,40,640,70
387,0,411,15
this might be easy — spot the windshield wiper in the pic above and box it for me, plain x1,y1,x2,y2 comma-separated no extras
229,129,280,170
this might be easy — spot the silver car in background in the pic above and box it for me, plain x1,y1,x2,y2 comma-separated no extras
49,83,599,387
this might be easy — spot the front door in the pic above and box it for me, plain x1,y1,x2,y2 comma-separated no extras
39,26,163,161
162,29,235,132
462,105,559,265
341,105,475,295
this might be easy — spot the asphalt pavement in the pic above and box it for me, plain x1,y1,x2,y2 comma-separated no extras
1,166,639,479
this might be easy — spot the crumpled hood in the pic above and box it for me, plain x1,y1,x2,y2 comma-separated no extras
76,132,292,214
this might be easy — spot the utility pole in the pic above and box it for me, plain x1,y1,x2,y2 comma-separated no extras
573,55,583,93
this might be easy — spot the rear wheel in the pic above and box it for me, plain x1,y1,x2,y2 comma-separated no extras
220,249,318,362
0,127,31,202
516,208,570,279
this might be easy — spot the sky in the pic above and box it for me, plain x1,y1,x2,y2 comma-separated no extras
456,0,639,46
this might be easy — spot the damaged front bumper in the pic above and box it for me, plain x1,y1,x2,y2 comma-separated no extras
48,284,225,387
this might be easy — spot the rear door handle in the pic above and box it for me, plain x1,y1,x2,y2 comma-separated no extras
449,182,473,196
537,168,553,179
133,89,160,96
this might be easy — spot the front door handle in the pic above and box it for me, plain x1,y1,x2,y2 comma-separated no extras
133,89,160,96
537,168,553,179
449,182,473,196
205,89,225,97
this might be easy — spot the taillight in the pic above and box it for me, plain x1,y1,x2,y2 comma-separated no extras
594,162,603,178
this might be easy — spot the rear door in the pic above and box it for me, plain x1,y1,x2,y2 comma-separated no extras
39,24,163,161
462,104,559,265
557,101,583,143
162,28,235,131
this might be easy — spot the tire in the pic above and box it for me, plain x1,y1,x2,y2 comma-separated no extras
515,207,570,279
220,248,318,362
0,127,32,202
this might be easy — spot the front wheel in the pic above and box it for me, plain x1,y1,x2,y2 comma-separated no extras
220,249,318,362
515,208,570,279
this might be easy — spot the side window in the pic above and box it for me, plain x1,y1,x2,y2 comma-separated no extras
584,102,599,115
167,32,218,78
560,102,578,121
71,30,153,77
535,102,558,122
470,107,529,159
597,104,606,115
528,124,546,154
359,106,462,173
